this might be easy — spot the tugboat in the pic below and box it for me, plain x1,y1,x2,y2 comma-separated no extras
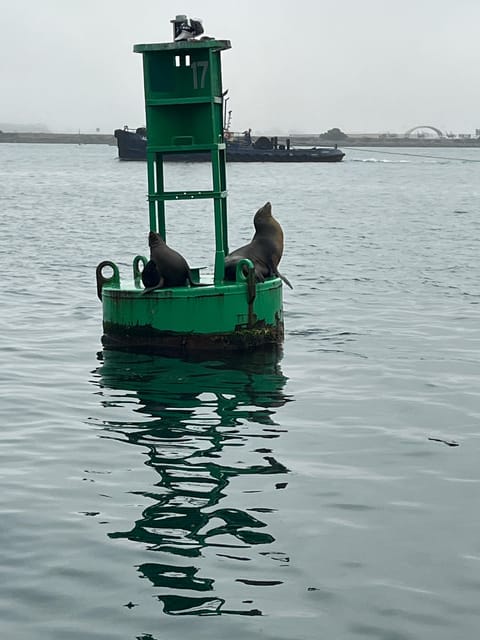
114,122,345,162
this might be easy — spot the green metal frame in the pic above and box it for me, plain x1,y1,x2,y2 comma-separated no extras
134,39,231,283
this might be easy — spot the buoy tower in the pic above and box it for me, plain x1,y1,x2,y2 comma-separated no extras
96,18,284,353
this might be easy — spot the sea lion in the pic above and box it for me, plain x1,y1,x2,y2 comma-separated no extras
224,202,293,288
141,231,197,292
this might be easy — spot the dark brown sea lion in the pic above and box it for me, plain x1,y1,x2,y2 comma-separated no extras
224,202,293,288
142,231,197,292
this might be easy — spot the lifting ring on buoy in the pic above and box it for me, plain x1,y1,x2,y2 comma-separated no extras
95,261,120,301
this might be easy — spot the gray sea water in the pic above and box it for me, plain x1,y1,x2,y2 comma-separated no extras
0,143,479,640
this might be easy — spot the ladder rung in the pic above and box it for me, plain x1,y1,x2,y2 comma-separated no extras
147,143,225,153
145,96,222,106
148,190,227,201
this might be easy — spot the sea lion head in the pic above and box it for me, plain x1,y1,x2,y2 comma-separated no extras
253,202,273,231
253,202,283,247
148,231,165,247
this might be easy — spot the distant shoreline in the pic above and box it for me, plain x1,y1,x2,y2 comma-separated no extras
1,131,480,148
290,135,480,148
314,138,480,148
0,132,116,145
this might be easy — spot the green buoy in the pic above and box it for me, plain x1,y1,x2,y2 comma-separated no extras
96,19,284,354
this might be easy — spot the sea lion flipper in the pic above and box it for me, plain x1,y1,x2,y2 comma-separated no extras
142,275,165,294
186,272,209,287
255,268,266,283
274,268,293,289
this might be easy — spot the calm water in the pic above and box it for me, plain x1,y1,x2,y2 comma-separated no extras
1,143,479,640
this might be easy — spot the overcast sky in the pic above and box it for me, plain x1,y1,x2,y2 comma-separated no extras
2,0,480,135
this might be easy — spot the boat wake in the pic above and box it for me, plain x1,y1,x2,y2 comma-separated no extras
351,158,410,163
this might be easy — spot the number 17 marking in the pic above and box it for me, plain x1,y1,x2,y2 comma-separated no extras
192,61,208,89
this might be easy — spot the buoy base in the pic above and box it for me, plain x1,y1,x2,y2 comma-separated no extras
97,258,284,356
102,317,284,355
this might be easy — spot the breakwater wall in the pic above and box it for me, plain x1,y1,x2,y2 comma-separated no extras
0,132,116,145
290,135,480,148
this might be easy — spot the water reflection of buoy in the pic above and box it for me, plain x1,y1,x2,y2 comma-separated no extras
93,348,292,617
